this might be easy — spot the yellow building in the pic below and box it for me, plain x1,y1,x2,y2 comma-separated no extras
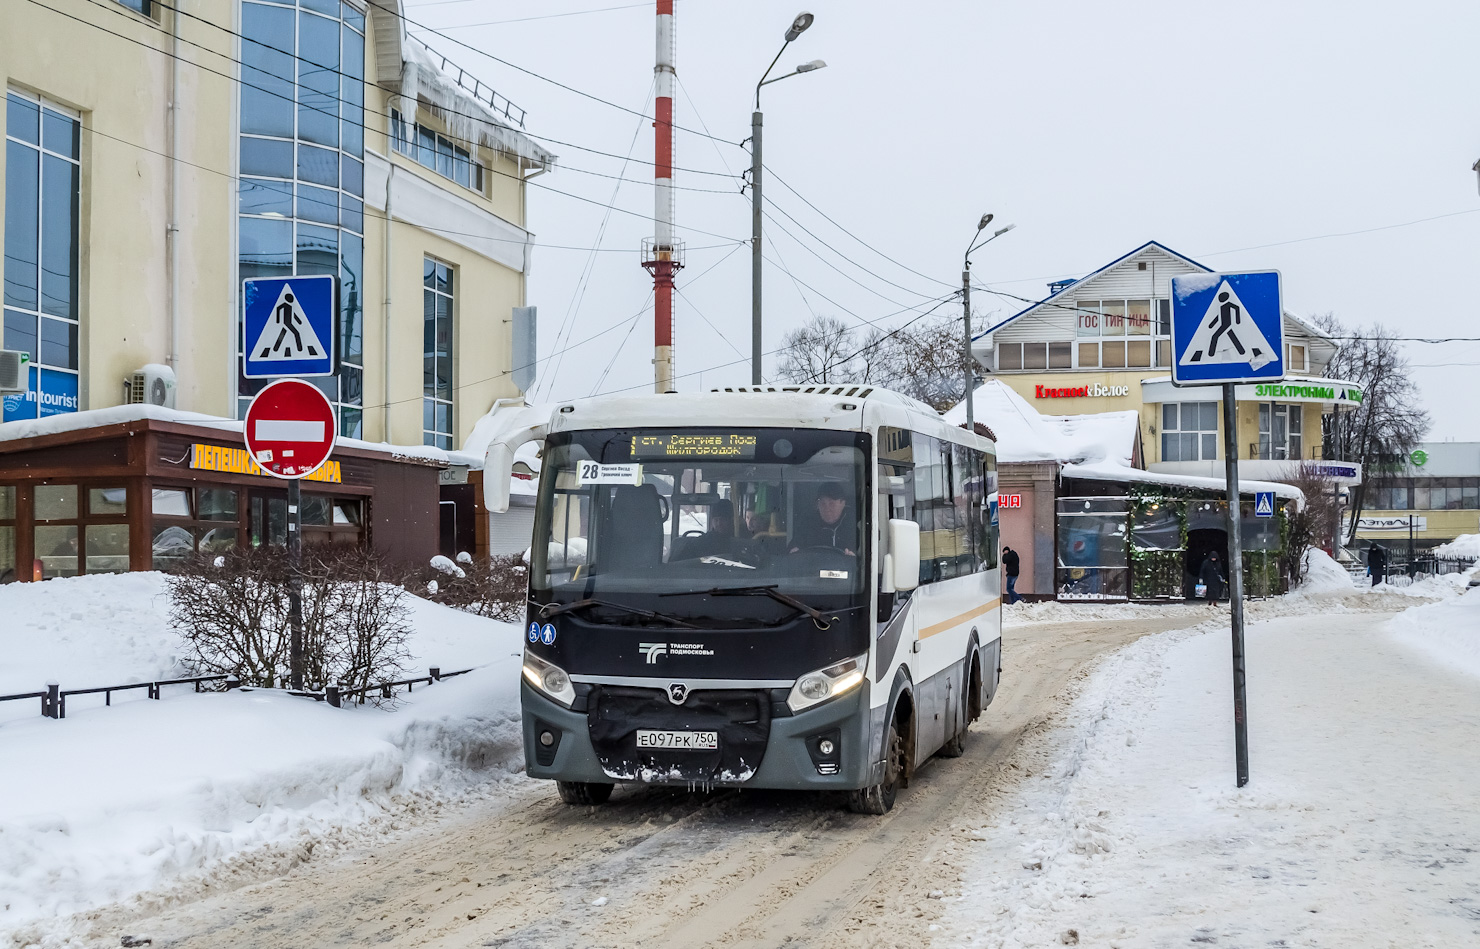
1354,442,1480,549
1,0,552,448
973,241,1364,489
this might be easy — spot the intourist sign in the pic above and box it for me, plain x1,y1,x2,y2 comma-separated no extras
1034,383,1129,399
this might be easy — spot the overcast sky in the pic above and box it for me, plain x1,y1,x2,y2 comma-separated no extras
404,0,1480,442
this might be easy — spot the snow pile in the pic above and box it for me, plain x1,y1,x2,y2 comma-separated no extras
430,554,467,578
945,605,1480,946
1388,586,1480,681
1434,533,1480,559
942,380,1138,467
1296,547,1355,594
0,574,528,936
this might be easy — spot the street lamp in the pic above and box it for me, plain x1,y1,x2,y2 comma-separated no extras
751,12,825,384
962,216,1015,427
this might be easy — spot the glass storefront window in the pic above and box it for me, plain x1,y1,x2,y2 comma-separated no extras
35,524,78,578
198,488,239,521
35,484,77,520
85,524,130,574
1131,502,1182,551
1057,497,1129,600
1,487,15,584
0,485,14,519
152,523,195,570
153,488,191,517
89,487,127,515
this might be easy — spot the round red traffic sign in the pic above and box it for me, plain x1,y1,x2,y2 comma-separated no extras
244,379,337,479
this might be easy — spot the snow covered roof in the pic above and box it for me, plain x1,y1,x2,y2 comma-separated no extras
1062,461,1305,504
397,38,556,169
982,240,1210,338
942,380,1139,466
0,405,479,467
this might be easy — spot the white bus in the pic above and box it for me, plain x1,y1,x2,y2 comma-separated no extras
484,386,1002,814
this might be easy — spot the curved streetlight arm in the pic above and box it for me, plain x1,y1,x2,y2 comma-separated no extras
756,41,792,109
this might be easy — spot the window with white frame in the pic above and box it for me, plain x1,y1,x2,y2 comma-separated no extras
423,258,455,449
390,109,485,193
998,297,1174,372
1258,403,1303,461
1162,402,1218,462
1285,342,1307,372
4,89,81,423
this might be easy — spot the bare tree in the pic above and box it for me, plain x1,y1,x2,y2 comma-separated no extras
1312,314,1430,544
776,315,867,384
862,315,975,412
1281,463,1342,586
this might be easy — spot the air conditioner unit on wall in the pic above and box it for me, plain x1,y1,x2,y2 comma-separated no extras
128,364,177,408
0,350,28,394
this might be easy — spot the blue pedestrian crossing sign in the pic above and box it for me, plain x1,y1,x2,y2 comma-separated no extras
1254,491,1276,518
1170,271,1284,386
243,275,337,379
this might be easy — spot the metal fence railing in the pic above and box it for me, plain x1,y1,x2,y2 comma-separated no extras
1,667,474,722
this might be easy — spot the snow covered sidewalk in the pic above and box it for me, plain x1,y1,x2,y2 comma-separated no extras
944,587,1480,947
0,574,529,942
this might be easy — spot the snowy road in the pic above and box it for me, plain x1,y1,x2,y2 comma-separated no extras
52,613,1195,949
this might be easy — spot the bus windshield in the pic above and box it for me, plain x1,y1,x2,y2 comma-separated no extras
531,428,869,614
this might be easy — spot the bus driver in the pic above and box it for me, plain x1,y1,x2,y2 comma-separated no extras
790,482,858,556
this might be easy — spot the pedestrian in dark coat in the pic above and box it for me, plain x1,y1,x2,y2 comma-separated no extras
1367,543,1387,587
1002,545,1021,604
1200,550,1226,604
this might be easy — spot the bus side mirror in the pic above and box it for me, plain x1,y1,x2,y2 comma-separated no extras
888,519,919,592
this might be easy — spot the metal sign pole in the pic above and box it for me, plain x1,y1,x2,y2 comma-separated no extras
287,477,304,691
1222,382,1249,787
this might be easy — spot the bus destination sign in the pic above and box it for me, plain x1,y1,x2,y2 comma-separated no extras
632,433,758,459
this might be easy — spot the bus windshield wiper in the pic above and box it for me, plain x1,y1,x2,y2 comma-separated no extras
664,585,833,629
537,598,701,629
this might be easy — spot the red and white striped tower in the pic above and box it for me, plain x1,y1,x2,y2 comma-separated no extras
642,0,683,392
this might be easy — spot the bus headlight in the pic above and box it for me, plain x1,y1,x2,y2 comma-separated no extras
787,653,867,713
523,650,576,708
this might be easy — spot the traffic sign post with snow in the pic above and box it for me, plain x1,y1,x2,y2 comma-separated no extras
1170,271,1284,386
1254,491,1276,518
244,379,338,479
243,275,337,379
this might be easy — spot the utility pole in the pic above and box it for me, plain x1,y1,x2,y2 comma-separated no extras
962,261,973,427
751,109,763,384
1222,383,1249,788
963,215,1015,428
750,12,822,386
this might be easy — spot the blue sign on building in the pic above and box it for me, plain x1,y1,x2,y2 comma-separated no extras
242,275,337,379
2,366,80,424
1170,271,1284,386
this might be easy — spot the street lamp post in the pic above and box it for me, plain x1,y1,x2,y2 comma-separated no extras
962,216,1015,427
751,12,824,385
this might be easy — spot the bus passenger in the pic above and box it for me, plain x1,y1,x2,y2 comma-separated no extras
791,482,858,556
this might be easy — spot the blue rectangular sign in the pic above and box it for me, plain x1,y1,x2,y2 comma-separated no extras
242,275,337,379
1254,491,1276,518
1170,271,1284,386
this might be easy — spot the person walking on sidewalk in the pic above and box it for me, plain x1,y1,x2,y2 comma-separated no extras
1367,542,1387,587
1003,545,1021,604
1200,550,1227,605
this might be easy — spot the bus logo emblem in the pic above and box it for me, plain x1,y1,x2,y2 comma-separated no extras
667,683,689,705
639,642,669,664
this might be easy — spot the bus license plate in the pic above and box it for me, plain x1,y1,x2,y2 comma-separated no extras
635,729,718,751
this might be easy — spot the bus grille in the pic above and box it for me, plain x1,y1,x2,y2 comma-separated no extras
587,686,771,784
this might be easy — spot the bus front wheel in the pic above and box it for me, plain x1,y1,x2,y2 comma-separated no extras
557,781,614,805
848,723,902,815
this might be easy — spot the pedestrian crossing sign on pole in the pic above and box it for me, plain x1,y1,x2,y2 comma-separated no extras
1170,271,1284,386
242,275,338,379
1254,491,1275,518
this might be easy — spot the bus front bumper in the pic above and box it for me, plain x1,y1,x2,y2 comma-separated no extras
521,679,875,790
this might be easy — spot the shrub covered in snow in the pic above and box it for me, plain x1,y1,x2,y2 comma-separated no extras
407,554,528,623
166,546,411,693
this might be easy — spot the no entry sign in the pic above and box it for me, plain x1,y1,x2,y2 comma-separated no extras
244,379,337,479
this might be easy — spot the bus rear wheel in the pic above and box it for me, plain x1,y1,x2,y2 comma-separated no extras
556,781,614,805
848,723,902,815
